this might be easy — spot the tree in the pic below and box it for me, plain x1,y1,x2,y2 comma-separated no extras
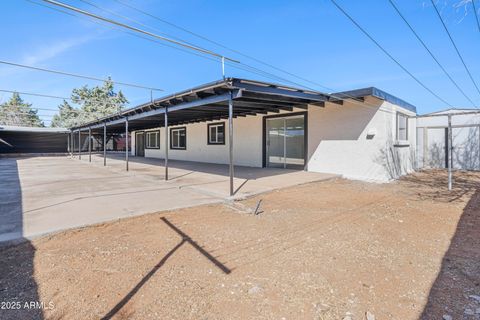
50,100,79,128
51,78,128,128
0,92,44,127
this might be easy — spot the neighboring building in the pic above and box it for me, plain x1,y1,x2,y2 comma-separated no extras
80,78,416,183
0,126,70,154
416,108,480,171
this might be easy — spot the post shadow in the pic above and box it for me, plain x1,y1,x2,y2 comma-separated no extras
0,157,43,320
101,217,231,320
420,184,480,318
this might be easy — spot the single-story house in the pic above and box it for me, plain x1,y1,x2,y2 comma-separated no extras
70,78,418,188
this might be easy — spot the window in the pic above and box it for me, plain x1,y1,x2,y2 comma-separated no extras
170,127,186,150
396,112,408,141
145,131,160,149
207,122,225,145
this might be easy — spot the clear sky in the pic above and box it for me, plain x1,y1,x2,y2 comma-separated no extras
1,0,479,125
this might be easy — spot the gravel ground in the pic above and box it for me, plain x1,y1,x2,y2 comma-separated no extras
0,170,479,320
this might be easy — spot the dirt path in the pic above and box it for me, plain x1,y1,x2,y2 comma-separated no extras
0,170,479,319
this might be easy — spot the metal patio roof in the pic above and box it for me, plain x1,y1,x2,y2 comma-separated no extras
71,78,417,133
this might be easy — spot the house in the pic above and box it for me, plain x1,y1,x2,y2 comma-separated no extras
416,108,480,171
70,78,417,187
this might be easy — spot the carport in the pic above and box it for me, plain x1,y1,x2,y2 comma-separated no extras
70,78,331,196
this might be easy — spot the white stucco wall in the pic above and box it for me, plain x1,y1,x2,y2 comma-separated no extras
132,98,416,182
306,97,416,182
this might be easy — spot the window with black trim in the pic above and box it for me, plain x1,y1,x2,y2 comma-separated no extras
170,127,186,150
145,130,160,149
207,122,225,145
396,112,408,141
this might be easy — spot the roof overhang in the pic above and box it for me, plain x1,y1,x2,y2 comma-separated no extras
69,79,417,133
71,78,331,133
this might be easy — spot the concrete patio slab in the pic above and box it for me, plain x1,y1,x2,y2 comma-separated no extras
0,155,337,243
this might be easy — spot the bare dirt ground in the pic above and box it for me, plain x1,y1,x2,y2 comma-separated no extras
0,170,479,320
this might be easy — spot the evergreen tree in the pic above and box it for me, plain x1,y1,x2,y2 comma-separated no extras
0,92,44,127
51,100,79,128
51,78,127,128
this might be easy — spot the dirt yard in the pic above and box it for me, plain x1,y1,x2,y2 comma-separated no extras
0,170,479,320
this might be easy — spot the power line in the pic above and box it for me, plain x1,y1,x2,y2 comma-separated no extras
473,0,480,33
78,0,201,51
31,0,414,114
0,88,129,106
0,89,70,100
111,0,350,96
0,60,164,91
105,0,408,112
388,0,477,107
430,0,480,96
330,0,452,106
41,0,238,62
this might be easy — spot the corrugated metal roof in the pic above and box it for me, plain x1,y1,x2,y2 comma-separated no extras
0,125,70,133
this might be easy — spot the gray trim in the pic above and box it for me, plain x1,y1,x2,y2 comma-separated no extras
332,87,417,113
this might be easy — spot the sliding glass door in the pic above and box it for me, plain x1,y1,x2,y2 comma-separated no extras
266,115,305,169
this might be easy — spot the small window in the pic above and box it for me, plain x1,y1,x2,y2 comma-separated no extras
170,127,186,150
396,112,408,141
145,131,160,149
207,122,225,145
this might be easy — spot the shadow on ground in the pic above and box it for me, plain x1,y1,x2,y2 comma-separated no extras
416,171,480,318
0,158,43,320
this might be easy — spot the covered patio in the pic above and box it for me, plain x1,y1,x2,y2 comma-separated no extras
69,78,335,196
0,155,337,243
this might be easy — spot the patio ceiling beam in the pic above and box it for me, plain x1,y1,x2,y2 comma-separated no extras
232,79,329,102
75,91,241,131
240,91,318,105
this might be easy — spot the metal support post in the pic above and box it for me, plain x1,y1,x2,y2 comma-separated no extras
448,114,453,191
164,107,169,180
88,127,92,162
103,122,107,166
78,130,81,160
228,91,234,196
125,118,129,171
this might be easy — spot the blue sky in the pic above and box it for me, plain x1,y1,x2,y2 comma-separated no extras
1,0,479,125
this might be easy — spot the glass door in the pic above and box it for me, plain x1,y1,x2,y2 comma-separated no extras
266,115,305,169
266,118,285,168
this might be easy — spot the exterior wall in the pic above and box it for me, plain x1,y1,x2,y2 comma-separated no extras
307,97,416,182
132,115,264,167
132,99,416,182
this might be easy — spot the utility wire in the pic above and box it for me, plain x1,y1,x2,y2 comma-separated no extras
388,0,477,107
78,0,202,52
0,89,70,100
0,60,164,91
29,0,409,114
472,0,480,33
41,0,238,62
330,0,452,106
105,0,405,111
430,0,480,96
111,0,361,97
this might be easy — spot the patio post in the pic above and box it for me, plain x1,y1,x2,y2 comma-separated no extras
71,131,74,158
67,131,71,158
103,122,107,166
164,107,169,180
228,91,234,196
447,114,452,191
88,127,91,162
78,130,81,160
125,117,129,171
